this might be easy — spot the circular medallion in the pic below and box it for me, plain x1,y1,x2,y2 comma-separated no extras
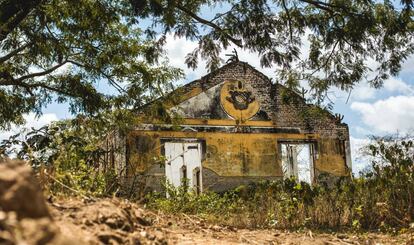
220,80,260,121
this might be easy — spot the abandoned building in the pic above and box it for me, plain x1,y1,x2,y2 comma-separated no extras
120,61,352,193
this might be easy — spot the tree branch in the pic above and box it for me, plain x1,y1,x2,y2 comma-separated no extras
174,4,242,47
298,0,335,12
67,59,126,94
281,0,293,42
210,5,237,22
0,73,78,98
0,42,33,63
16,60,68,82
0,0,42,42
310,40,340,76
30,82,76,97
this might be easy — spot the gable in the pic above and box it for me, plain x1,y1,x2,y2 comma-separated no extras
169,62,276,121
140,61,344,132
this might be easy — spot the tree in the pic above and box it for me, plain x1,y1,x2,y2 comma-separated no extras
131,0,414,103
1,0,413,129
0,0,182,129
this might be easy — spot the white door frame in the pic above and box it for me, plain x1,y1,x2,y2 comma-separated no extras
163,139,203,193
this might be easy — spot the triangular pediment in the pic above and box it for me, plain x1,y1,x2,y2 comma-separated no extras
169,62,275,121
140,61,341,128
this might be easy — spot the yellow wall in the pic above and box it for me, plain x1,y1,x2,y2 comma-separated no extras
127,125,348,177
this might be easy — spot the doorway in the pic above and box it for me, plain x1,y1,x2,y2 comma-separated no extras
164,141,203,192
280,142,315,184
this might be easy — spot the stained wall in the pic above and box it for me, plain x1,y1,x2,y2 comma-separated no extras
125,61,351,193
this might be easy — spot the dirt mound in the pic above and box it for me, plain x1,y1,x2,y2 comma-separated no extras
1,159,412,244
50,197,167,244
0,159,50,219
49,197,414,245
0,159,178,245
0,159,82,245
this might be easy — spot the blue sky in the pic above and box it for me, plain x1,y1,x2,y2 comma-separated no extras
1,4,414,175
2,35,413,175
150,35,414,174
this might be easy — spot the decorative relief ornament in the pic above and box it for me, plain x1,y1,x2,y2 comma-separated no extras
220,80,260,121
226,90,255,110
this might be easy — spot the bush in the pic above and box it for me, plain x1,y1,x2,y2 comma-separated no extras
0,112,134,197
146,136,414,232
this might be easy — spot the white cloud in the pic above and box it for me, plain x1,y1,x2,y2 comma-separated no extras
327,57,414,103
230,48,275,78
330,77,414,103
350,136,372,175
164,35,205,83
0,113,58,142
354,126,372,136
351,96,414,133
401,54,414,76
351,83,377,101
164,34,276,84
328,82,376,103
383,77,414,94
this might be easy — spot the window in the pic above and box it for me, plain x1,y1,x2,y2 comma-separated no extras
280,142,315,184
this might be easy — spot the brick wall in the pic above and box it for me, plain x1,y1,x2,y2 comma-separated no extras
175,61,349,140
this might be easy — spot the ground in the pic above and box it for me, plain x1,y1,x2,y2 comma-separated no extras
49,197,414,245
1,160,413,245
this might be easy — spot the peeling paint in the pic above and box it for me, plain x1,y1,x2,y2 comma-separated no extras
125,62,351,193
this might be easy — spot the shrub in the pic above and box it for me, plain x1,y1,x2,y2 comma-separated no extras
0,112,134,197
146,135,414,231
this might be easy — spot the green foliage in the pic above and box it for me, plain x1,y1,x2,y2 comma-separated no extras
147,135,414,231
2,0,414,128
145,181,240,221
0,110,136,196
133,0,414,103
359,135,414,229
0,0,183,129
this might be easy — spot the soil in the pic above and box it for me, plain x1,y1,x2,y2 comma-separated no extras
48,197,414,245
1,159,413,245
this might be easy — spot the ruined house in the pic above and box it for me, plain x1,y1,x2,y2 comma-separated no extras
120,61,352,194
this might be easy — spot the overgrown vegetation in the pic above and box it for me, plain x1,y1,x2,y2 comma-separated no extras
0,111,136,197
1,118,413,232
147,136,414,232
1,0,414,239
